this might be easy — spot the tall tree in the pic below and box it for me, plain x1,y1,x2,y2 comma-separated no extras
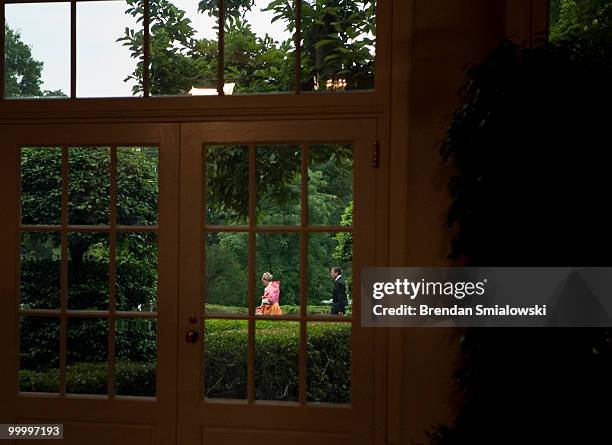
4,23,44,97
5,23,67,97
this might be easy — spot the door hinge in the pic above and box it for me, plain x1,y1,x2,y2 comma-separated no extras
372,140,380,168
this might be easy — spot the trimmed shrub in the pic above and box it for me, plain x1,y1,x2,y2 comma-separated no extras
20,360,156,396
20,368,59,393
115,360,156,396
20,321,350,402
204,320,351,402
66,362,108,394
254,321,300,401
306,322,351,403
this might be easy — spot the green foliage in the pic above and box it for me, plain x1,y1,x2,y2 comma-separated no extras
253,320,300,400
255,145,302,225
306,322,351,402
266,0,376,90
206,237,248,307
21,147,158,291
20,361,156,396
20,232,61,309
20,259,61,309
550,0,612,43
19,317,60,372
204,319,350,401
66,318,109,366
333,201,353,262
4,23,43,97
4,24,67,97
203,321,248,398
117,148,159,225
20,148,62,225
116,233,158,311
332,200,353,298
65,362,109,394
256,233,300,305
120,0,375,94
121,0,295,95
21,319,349,402
67,148,111,224
20,368,59,393
115,360,157,396
224,20,294,93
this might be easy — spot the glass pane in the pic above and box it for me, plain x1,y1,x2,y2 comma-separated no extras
308,232,352,316
256,233,300,311
77,1,141,97
308,144,353,226
149,0,218,96
307,322,351,403
67,317,109,395
117,147,159,225
255,320,299,401
4,3,70,98
115,318,157,396
548,0,610,41
20,232,61,310
69,147,111,225
21,147,62,225
301,0,375,92
256,145,301,226
117,232,158,312
19,316,60,393
68,233,109,310
205,231,248,315
205,145,249,225
204,319,247,399
225,0,295,94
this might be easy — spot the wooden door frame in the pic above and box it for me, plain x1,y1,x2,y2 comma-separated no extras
0,123,180,445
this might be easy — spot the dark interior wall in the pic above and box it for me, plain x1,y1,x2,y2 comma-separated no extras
389,1,509,443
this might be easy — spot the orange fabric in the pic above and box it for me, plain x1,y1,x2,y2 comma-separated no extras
256,302,283,316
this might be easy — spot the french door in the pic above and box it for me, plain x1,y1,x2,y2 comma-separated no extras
0,118,380,445
0,123,180,445
178,119,378,445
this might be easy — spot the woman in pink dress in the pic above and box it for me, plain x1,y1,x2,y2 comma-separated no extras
255,272,283,316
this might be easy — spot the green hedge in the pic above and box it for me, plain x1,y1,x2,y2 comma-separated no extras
205,304,352,316
20,361,156,396
20,321,350,402
204,320,351,402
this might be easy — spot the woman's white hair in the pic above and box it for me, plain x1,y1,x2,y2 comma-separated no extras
261,272,273,281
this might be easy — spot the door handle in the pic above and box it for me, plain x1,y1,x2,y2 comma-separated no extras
185,330,199,343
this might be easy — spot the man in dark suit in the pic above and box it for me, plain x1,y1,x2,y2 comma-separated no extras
330,266,348,315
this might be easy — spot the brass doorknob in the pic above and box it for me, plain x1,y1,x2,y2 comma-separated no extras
185,330,199,343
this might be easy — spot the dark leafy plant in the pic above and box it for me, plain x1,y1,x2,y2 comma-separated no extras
431,4,612,443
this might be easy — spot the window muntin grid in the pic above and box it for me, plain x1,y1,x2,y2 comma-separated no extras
18,145,159,398
202,142,353,405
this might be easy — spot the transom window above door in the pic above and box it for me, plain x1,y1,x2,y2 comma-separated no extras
2,0,376,99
